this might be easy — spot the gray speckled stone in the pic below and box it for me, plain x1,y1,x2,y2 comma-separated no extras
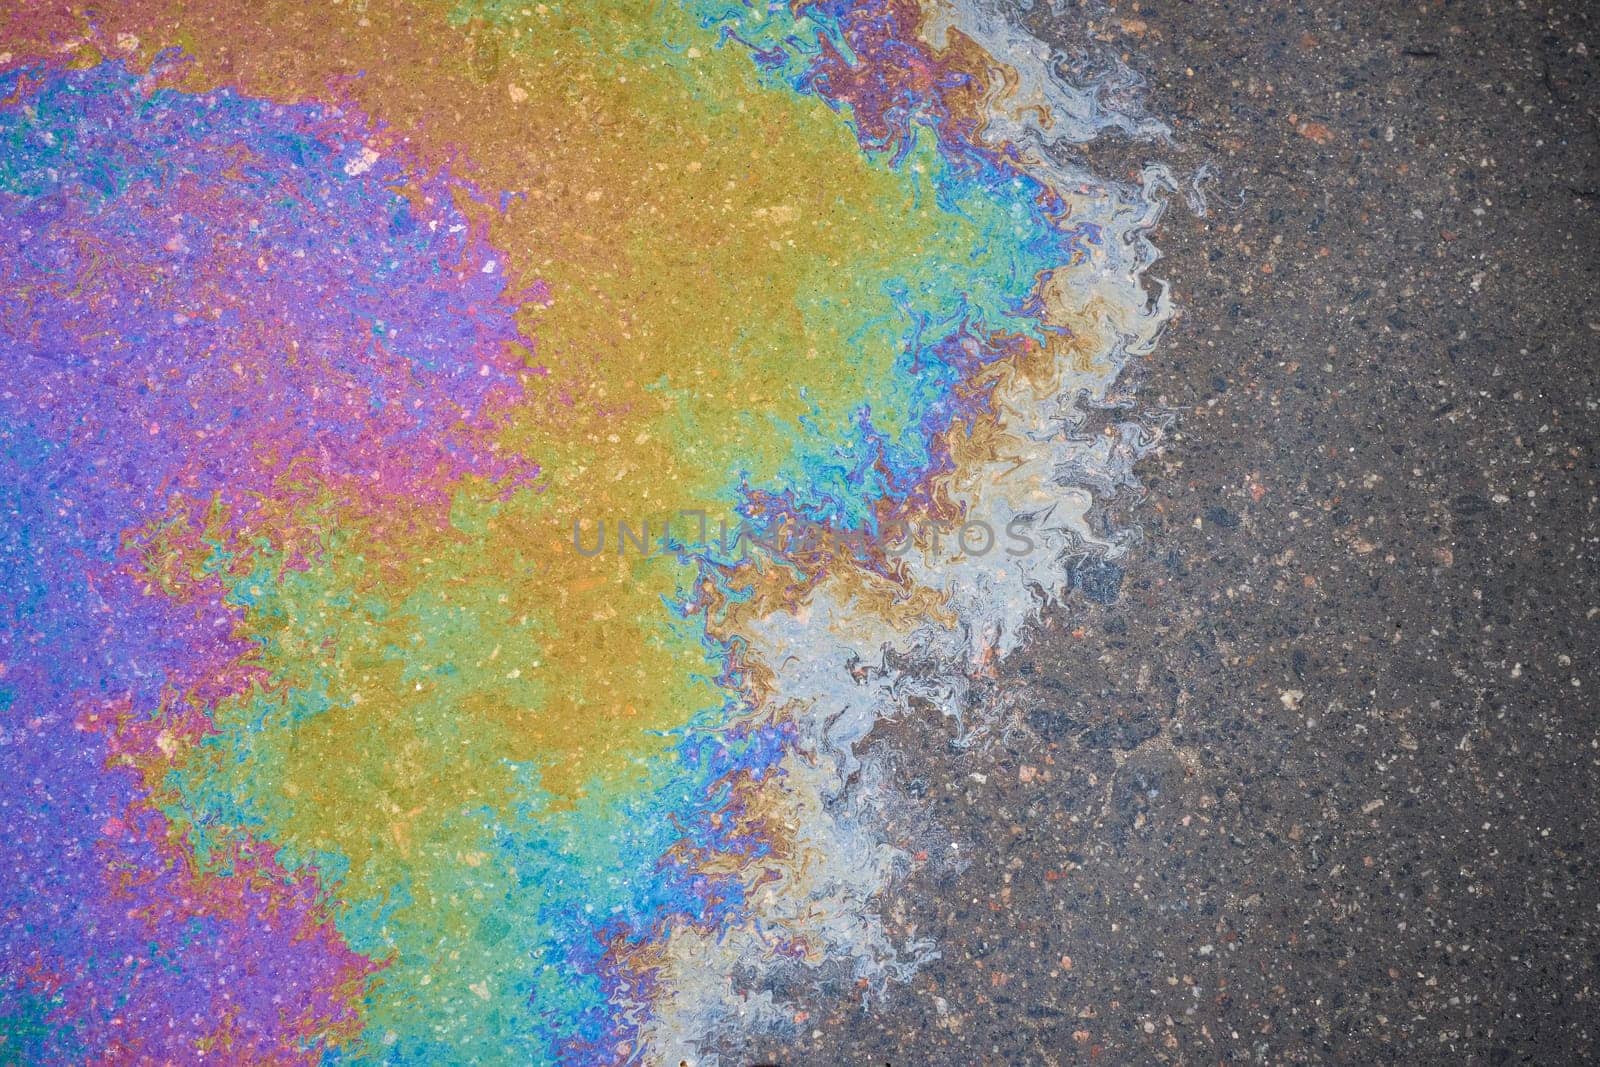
722,2,1598,1063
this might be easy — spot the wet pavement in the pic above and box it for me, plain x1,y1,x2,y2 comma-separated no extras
725,2,1599,1063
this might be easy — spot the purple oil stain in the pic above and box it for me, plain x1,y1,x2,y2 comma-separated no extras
0,58,535,1061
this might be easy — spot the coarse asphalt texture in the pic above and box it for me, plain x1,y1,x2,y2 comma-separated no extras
721,2,1599,1064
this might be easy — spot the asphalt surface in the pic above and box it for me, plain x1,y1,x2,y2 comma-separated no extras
722,2,1599,1063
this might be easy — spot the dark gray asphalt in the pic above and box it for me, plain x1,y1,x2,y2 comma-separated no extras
723,2,1598,1063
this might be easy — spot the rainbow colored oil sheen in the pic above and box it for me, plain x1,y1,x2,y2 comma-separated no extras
1,2,1176,1062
